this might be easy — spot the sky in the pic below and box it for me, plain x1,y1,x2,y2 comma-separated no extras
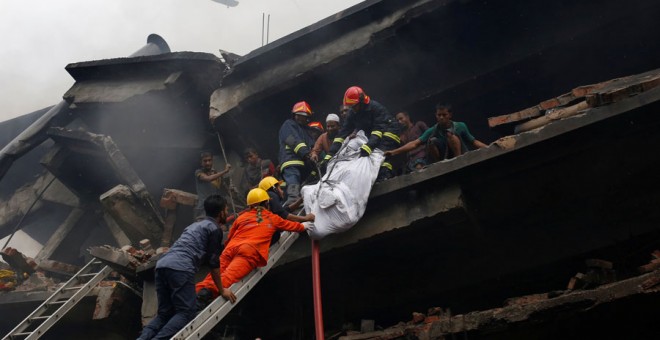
0,0,364,123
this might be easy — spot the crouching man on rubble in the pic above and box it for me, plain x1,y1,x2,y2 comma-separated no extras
137,195,237,340
195,188,313,305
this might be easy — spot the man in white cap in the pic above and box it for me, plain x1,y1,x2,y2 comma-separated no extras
310,113,341,162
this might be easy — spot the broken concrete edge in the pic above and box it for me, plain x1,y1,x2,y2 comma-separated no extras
276,184,466,268
209,0,440,121
89,245,162,281
65,52,225,82
338,269,660,339
370,85,660,198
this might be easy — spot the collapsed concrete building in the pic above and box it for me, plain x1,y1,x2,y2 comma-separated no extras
2,0,660,339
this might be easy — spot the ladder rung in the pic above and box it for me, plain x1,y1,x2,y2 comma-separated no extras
78,273,98,278
31,316,50,321
4,260,112,340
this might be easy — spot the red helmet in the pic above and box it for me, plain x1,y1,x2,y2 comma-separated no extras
308,121,324,132
343,86,370,107
291,101,313,116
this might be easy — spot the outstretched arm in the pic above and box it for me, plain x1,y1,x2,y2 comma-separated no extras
198,164,232,182
385,139,423,157
473,140,488,149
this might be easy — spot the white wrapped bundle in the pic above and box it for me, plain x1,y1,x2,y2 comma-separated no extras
302,131,383,240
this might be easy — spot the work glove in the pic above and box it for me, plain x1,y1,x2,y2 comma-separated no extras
359,148,370,157
303,153,317,168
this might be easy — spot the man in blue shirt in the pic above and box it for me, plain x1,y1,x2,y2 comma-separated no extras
137,195,237,340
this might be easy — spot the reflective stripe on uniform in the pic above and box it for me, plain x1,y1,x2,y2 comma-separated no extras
381,161,393,170
324,154,332,161
333,137,345,144
294,142,307,154
371,131,383,138
361,144,372,154
383,132,401,144
280,160,305,171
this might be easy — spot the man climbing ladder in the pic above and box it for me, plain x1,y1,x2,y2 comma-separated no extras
195,188,313,301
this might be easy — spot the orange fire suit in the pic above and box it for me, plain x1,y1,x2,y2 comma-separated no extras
195,207,305,298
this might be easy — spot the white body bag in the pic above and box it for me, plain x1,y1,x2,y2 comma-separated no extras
302,130,384,240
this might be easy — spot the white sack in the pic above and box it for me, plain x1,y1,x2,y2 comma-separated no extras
302,130,384,240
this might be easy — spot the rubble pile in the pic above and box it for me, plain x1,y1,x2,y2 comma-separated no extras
90,239,168,278
0,269,17,291
0,247,61,292
120,238,169,268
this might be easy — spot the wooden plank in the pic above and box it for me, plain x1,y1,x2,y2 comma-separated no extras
586,68,660,107
489,69,660,129
488,105,543,128
571,79,618,97
488,92,576,128
515,101,589,133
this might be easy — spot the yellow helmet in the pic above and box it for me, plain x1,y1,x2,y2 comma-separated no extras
247,188,270,206
259,176,281,192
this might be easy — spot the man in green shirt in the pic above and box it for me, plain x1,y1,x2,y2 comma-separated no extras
385,104,487,162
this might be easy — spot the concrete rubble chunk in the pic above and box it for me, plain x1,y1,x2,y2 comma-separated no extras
139,239,154,254
37,259,80,276
100,184,163,245
160,188,197,209
89,244,159,280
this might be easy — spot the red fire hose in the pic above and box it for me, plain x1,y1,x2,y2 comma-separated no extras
312,239,325,339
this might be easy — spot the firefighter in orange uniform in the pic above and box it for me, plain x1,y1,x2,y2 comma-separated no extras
195,188,314,303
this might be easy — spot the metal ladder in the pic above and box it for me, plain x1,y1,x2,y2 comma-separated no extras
3,259,113,340
171,230,300,340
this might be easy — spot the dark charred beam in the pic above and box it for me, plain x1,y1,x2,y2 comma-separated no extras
342,269,660,340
